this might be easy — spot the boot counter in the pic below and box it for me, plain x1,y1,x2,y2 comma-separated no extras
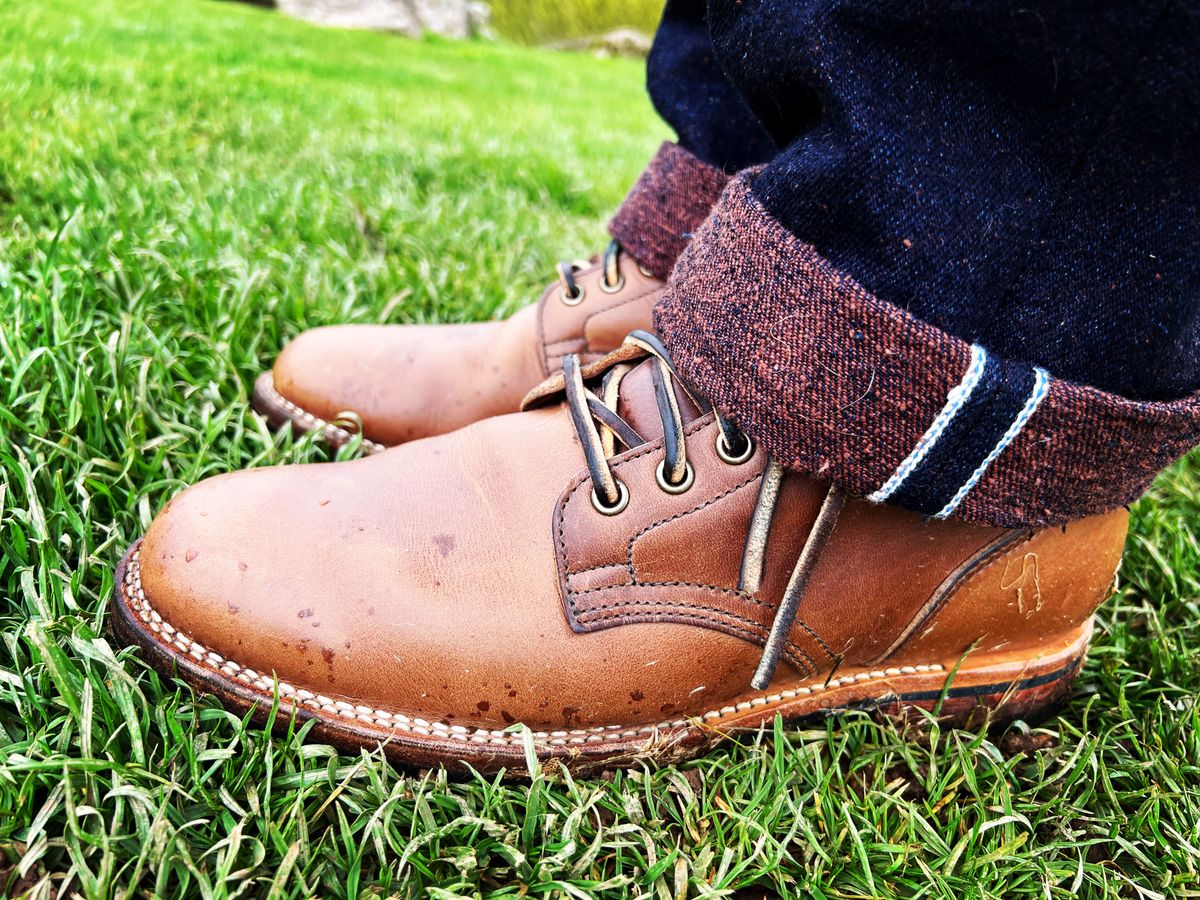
884,507,1129,665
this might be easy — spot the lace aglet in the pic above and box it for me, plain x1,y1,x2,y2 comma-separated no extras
750,641,783,690
751,592,795,688
748,483,846,692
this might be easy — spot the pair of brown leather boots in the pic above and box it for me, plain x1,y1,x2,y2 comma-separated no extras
112,241,1128,775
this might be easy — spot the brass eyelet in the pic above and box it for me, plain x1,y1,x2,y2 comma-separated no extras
561,285,586,307
591,479,629,515
715,433,755,465
599,273,625,294
655,459,695,495
637,263,655,278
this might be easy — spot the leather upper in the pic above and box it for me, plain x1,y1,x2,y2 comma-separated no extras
534,254,664,375
141,358,1128,732
270,252,662,446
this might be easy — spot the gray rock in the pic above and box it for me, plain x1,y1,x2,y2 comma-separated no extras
546,28,652,59
275,0,491,39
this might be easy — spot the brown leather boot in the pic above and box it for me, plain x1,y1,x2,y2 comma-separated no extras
252,242,662,452
115,333,1128,775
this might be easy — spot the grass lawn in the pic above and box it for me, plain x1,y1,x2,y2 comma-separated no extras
490,0,663,46
2,0,1199,896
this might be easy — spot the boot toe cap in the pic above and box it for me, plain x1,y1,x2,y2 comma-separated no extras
135,462,399,702
271,325,383,431
127,412,766,736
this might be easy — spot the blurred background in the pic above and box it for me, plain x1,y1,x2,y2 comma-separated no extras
258,0,662,53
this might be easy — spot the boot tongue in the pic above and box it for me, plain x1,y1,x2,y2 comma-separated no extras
613,358,705,446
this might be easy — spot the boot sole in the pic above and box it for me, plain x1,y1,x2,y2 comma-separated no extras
111,539,1089,776
251,371,388,454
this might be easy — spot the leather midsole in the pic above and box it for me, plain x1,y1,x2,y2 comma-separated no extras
116,540,1088,752
700,621,1090,731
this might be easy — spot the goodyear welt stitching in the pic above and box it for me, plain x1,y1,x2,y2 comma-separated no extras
121,546,946,747
258,374,388,455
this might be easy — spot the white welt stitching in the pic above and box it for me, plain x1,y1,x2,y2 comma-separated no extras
257,374,388,455
121,549,943,748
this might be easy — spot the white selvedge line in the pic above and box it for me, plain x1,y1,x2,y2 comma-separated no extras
122,549,944,748
258,374,388,455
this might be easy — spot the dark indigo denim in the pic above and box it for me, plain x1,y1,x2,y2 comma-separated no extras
645,0,778,173
648,0,1200,401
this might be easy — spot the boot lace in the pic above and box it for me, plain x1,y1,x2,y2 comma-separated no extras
556,331,846,689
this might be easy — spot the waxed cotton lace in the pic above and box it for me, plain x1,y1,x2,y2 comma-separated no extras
561,331,846,689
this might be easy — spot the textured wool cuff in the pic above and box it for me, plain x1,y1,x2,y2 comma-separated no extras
655,176,1200,527
607,142,731,280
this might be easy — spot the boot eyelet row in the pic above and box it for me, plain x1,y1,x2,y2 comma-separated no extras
561,285,586,306
591,479,629,515
599,274,625,294
655,459,695,495
715,433,755,465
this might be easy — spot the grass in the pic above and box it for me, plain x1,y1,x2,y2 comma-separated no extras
1,0,1199,896
490,0,663,46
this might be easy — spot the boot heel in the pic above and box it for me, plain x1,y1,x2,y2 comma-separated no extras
874,624,1091,731
896,655,1083,730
